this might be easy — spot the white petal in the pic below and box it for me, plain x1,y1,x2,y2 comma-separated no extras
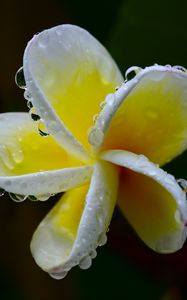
0,165,92,199
30,161,118,275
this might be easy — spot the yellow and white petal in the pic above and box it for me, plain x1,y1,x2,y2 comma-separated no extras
23,24,123,156
101,150,187,252
95,65,187,165
0,112,86,198
0,166,92,199
30,161,118,278
0,112,82,175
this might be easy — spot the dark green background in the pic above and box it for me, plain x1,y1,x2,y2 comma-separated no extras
0,0,187,299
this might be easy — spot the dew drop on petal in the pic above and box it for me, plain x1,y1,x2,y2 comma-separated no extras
38,129,49,137
105,93,115,107
28,195,38,201
174,210,181,223
90,250,97,259
27,101,33,109
0,188,5,196
177,178,187,191
31,113,40,122
88,127,104,147
165,174,175,185
79,256,92,270
0,145,15,170
81,238,87,244
24,90,33,101
38,32,49,49
38,121,49,137
49,271,68,280
56,29,62,36
11,149,24,164
36,194,51,201
100,100,106,109
98,233,107,246
96,207,104,228
9,143,24,164
125,66,142,81
9,193,27,202
93,114,99,123
173,65,187,72
15,66,26,89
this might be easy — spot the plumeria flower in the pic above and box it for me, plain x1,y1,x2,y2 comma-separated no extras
1,24,187,279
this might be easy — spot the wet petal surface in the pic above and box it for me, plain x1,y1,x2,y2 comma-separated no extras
0,113,81,176
101,150,187,252
99,66,187,165
23,24,123,154
31,161,118,275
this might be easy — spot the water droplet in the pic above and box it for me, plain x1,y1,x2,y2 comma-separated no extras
38,121,49,137
100,100,106,109
165,174,175,185
0,188,5,196
38,129,49,137
90,250,97,259
147,168,157,177
8,143,24,164
177,179,187,191
105,93,115,107
15,67,26,89
79,256,92,270
56,29,62,36
0,145,15,170
175,210,181,223
49,270,68,280
24,90,33,101
173,65,187,72
31,113,40,122
27,101,33,109
125,66,142,81
87,205,93,212
93,114,99,123
38,32,49,49
88,127,104,147
96,205,105,228
98,233,107,246
28,195,38,201
36,194,51,201
9,193,27,202
11,149,24,164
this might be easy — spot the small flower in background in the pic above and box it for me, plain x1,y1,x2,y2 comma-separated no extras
0,25,187,279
